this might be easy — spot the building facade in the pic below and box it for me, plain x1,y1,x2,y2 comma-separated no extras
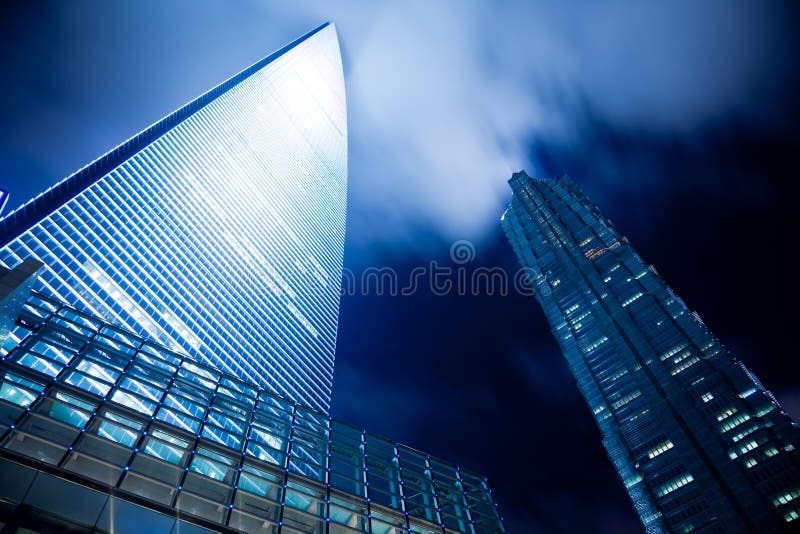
0,291,505,533
502,171,800,532
1,259,43,345
0,23,347,414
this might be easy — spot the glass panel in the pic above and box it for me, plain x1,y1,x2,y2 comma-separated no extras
0,382,38,407
181,360,219,382
189,448,235,482
49,402,91,428
156,407,201,433
0,373,43,407
97,421,138,447
237,464,281,498
135,350,178,373
189,455,229,481
111,390,157,415
143,430,188,464
201,424,243,450
207,409,245,434
164,392,206,419
16,352,63,377
65,371,112,396
118,376,163,402
246,441,284,466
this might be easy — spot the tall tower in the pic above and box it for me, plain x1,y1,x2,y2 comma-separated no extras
502,171,800,532
0,23,347,413
0,23,508,534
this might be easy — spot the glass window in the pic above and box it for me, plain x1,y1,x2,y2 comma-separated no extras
250,422,287,451
118,376,163,402
189,447,235,482
17,351,64,377
143,430,188,464
181,360,219,382
65,371,112,397
207,409,245,434
202,424,243,450
111,390,157,415
237,463,281,498
49,395,94,428
97,420,139,447
246,441,286,467
0,372,44,407
135,350,177,373
140,343,182,367
164,392,206,419
156,407,201,433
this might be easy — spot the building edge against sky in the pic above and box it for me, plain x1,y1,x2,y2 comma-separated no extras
0,22,347,414
502,171,800,532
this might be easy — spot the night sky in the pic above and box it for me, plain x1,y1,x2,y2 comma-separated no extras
2,2,799,532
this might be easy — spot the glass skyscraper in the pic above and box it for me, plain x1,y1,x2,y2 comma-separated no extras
0,23,346,414
0,291,505,533
0,23,508,534
502,171,800,532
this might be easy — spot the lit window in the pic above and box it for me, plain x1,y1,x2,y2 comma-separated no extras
583,336,609,353
671,356,700,376
701,392,714,403
738,440,760,455
621,292,644,307
720,413,751,433
773,489,800,507
739,388,757,398
624,473,642,489
657,473,694,497
660,344,688,362
730,424,759,443
647,440,674,459
612,390,641,410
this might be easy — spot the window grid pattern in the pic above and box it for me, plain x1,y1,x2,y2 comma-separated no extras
501,172,800,533
0,292,505,534
0,23,346,414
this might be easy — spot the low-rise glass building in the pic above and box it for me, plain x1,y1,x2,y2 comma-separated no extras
0,291,505,534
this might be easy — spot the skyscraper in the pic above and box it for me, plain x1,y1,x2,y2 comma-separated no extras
0,23,347,414
0,22,509,533
502,171,800,532
0,290,506,533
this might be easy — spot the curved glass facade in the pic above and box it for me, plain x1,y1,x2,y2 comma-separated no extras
0,292,505,533
0,23,347,413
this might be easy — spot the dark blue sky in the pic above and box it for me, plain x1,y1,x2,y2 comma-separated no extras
2,2,799,531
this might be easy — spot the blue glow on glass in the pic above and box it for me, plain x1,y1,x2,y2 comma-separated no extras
0,24,346,413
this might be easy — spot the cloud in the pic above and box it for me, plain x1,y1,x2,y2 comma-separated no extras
5,1,794,252
255,0,797,255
